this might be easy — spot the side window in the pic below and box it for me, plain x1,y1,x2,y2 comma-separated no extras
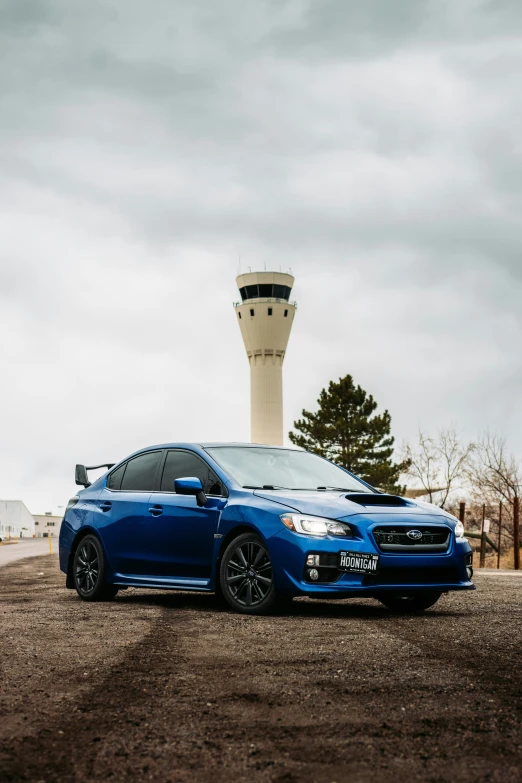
107,462,126,490
120,451,162,492
160,451,224,496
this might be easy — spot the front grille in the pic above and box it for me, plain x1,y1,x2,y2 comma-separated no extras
363,566,459,586
372,526,450,552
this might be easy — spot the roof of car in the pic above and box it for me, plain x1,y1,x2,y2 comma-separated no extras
139,442,302,451
105,443,305,471
200,443,301,449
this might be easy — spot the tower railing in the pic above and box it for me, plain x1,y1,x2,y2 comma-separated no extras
233,299,298,308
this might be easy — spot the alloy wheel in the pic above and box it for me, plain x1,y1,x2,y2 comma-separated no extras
225,540,273,608
75,540,100,595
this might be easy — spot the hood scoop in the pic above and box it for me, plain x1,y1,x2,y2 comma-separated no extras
345,493,414,508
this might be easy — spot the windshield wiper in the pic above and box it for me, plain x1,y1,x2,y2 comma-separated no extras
242,485,372,493
316,486,372,493
243,485,289,490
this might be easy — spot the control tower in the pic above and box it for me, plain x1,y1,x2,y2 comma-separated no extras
235,271,296,445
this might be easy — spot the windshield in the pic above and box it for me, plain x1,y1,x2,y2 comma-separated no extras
205,447,373,492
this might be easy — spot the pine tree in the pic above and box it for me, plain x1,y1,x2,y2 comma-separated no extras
289,375,405,492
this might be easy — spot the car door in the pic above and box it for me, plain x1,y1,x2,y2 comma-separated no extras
95,450,163,576
134,449,227,579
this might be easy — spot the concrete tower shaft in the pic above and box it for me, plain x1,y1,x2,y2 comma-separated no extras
235,272,296,446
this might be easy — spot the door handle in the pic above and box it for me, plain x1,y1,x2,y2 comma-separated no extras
100,502,112,512
148,505,163,516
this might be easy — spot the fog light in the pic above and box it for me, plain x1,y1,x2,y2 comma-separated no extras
308,568,319,581
466,566,473,580
306,555,320,566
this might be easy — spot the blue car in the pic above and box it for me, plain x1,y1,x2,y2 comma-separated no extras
59,443,474,615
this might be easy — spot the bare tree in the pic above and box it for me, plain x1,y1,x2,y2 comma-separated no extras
402,428,475,508
466,433,521,538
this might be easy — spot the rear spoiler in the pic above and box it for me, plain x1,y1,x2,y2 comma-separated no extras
75,463,115,488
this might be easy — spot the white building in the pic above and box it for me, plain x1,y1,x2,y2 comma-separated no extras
0,500,35,540
235,271,297,445
33,513,63,538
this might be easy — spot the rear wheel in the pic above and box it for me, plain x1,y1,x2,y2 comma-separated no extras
220,533,276,615
73,534,119,602
377,591,442,613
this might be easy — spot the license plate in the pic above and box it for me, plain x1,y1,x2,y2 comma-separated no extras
338,551,380,574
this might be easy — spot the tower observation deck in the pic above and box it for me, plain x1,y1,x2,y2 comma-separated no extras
234,271,296,445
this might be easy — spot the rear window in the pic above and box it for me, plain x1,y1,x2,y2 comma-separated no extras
107,463,126,490
120,451,162,492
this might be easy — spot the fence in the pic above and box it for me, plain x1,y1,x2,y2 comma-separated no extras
457,498,520,569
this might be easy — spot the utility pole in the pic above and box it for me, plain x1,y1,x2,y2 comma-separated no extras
459,502,465,527
497,501,502,570
480,504,487,568
514,496,520,571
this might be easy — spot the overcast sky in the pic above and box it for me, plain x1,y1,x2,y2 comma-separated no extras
1,0,521,513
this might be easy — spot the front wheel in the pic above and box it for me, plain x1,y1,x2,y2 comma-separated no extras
220,533,276,615
377,591,442,613
73,534,119,602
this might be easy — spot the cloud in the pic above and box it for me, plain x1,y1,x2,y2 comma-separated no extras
0,0,521,511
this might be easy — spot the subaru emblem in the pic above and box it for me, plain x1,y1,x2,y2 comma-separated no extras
407,530,423,540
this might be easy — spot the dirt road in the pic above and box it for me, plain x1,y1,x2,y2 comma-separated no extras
0,554,521,783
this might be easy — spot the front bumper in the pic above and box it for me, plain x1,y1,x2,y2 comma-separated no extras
270,526,475,597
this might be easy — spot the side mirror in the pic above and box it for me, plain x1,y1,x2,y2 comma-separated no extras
174,477,207,508
75,464,91,488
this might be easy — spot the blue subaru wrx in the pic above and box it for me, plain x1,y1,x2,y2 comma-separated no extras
59,443,474,615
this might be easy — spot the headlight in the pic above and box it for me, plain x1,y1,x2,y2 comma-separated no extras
280,513,353,538
455,520,465,539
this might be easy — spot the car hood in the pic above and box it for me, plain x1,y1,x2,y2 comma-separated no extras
253,490,455,522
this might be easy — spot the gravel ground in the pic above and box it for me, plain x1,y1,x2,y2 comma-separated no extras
0,554,521,783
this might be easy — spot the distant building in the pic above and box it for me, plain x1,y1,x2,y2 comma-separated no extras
0,501,35,539
33,513,63,538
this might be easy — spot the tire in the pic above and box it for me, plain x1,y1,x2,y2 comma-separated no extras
377,591,442,613
72,534,119,602
220,533,276,615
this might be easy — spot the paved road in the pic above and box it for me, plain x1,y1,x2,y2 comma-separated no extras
0,537,53,567
0,554,521,783
479,568,522,577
